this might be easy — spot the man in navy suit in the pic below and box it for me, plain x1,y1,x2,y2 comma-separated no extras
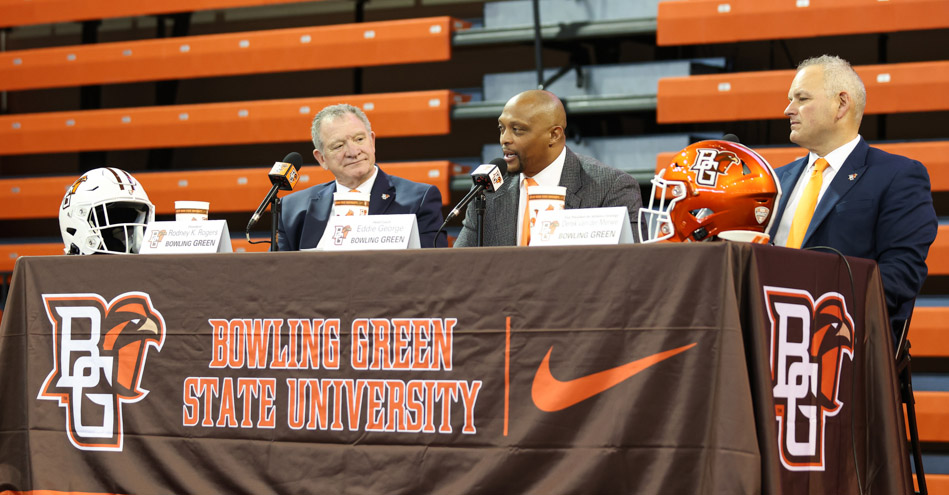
770,55,937,334
277,104,448,250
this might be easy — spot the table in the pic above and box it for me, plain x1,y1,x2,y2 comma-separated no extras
0,243,911,494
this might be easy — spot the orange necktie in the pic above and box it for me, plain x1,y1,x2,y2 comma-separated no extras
786,158,830,249
520,177,538,246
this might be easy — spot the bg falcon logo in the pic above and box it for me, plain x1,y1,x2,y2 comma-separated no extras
689,148,740,187
38,292,166,451
61,175,87,209
332,225,353,245
764,286,854,471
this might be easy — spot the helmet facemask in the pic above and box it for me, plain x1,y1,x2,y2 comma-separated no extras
60,168,154,255
91,201,151,254
640,168,687,243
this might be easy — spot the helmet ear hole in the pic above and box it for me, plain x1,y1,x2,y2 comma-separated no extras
66,227,77,235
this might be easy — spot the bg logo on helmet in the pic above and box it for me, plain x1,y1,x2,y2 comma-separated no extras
37,292,166,451
689,149,740,187
764,286,854,471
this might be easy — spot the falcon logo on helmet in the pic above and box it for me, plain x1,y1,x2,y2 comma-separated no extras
59,168,154,255
37,292,166,451
641,140,782,243
689,148,741,187
62,175,88,210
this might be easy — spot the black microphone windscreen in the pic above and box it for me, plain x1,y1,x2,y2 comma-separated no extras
722,134,741,143
283,152,304,170
489,157,508,175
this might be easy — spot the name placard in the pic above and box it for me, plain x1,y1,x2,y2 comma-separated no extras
141,220,233,254
311,214,420,251
529,207,634,246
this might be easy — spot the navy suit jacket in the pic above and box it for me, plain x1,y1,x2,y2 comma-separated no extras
277,166,448,251
769,137,937,331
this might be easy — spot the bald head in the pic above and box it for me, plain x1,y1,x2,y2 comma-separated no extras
498,90,567,176
510,90,566,128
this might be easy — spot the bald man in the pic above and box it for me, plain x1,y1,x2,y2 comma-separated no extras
454,90,642,247
769,55,936,335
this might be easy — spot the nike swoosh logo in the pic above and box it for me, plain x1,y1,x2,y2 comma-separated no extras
531,342,697,412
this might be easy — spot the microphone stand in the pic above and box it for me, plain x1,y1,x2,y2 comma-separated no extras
474,191,487,247
270,196,281,252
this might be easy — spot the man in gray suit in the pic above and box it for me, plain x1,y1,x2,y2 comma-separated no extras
454,90,642,247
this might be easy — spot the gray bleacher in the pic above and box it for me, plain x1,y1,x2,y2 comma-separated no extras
480,133,723,183
483,0,659,29
482,58,726,103
450,58,725,119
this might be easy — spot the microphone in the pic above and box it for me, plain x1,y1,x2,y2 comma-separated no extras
246,152,304,233
445,158,508,224
722,133,741,143
432,158,507,247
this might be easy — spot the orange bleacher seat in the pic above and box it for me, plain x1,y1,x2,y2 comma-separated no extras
0,161,452,221
657,61,949,124
658,0,949,46
927,225,949,277
915,474,949,494
910,306,949,359
0,90,467,155
916,392,949,443
0,242,66,272
0,0,318,28
0,17,469,91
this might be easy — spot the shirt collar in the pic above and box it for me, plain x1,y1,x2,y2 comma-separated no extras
344,165,378,193
807,134,861,173
522,146,566,187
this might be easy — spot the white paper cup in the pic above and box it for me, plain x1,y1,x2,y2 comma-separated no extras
333,191,370,216
175,200,209,221
527,185,566,231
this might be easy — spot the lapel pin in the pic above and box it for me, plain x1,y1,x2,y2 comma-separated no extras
382,194,390,200
848,173,857,181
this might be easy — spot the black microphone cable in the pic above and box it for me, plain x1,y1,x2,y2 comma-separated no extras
804,245,863,495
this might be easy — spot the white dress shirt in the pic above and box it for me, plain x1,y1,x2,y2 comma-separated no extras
344,165,379,194
516,147,566,245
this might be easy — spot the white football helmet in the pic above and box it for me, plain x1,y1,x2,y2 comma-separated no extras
59,167,155,255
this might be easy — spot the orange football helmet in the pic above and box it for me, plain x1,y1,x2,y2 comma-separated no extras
640,140,781,243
